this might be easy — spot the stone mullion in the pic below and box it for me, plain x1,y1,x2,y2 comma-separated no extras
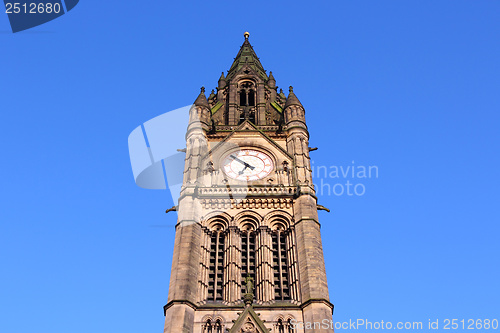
234,230,242,304
286,228,300,303
255,229,262,303
276,230,284,301
258,229,267,303
254,229,261,302
246,233,250,275
222,232,231,303
224,227,241,304
223,230,232,304
256,229,266,303
266,228,275,303
213,231,220,302
255,227,273,303
264,229,272,303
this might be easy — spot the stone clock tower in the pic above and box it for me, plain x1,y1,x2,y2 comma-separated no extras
163,33,334,333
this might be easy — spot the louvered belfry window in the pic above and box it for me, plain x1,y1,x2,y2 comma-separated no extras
199,214,299,304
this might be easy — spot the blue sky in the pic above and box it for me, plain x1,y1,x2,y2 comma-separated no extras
1,1,499,332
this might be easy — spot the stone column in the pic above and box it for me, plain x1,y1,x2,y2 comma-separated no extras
224,226,241,304
255,226,274,304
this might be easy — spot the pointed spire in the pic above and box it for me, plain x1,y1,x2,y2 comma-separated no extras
284,86,303,109
218,71,226,88
227,32,266,80
267,71,276,88
208,89,216,100
194,86,209,108
278,88,286,100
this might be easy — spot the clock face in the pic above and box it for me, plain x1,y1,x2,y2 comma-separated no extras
222,149,274,181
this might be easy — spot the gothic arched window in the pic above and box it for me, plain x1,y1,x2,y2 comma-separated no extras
287,318,295,333
238,81,257,124
272,227,291,301
277,319,285,333
207,228,225,302
204,319,212,333
240,90,247,106
214,319,223,333
238,82,255,107
248,89,255,106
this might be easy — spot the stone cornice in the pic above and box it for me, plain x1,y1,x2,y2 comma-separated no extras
300,298,335,312
198,185,297,198
163,299,198,316
164,298,334,315
294,217,321,228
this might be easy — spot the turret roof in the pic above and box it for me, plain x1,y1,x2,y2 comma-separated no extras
227,32,267,80
194,87,209,108
284,86,303,109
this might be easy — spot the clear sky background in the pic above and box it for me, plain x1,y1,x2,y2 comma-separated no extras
1,1,499,332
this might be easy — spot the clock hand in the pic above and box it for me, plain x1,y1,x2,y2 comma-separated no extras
244,162,255,170
238,165,248,175
229,155,247,165
229,155,256,170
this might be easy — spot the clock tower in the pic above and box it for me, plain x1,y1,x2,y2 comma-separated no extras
163,33,334,333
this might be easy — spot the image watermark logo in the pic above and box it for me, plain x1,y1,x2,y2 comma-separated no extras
311,160,379,197
128,105,251,227
289,318,499,331
4,0,79,33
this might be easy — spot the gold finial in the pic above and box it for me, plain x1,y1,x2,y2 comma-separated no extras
289,86,294,93
244,31,250,39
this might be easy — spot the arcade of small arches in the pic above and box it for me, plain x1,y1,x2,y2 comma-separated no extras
201,315,297,333
202,317,224,333
197,210,301,306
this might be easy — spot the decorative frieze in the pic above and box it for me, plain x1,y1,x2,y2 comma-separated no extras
201,198,293,210
198,186,296,198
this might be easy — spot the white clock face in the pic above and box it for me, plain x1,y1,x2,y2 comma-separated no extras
222,149,274,181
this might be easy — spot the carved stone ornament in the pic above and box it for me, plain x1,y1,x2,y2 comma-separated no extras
240,320,256,333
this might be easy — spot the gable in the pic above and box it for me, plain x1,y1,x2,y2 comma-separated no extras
229,306,269,333
205,120,292,165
